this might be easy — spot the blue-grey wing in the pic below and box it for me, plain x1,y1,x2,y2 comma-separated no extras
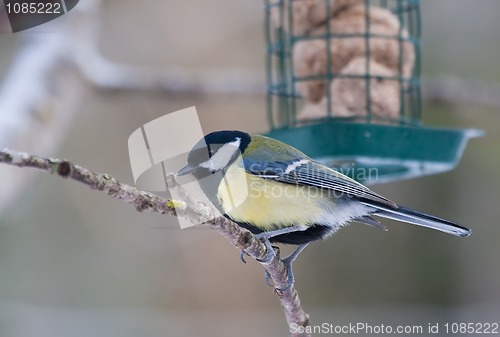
243,158,396,207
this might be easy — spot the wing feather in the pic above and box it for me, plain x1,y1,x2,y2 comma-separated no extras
244,158,396,208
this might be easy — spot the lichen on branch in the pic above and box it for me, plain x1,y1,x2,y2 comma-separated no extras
0,148,310,336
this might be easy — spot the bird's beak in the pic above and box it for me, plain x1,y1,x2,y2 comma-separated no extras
178,164,196,176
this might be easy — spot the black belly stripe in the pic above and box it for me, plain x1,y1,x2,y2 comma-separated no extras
226,215,334,245
270,224,334,245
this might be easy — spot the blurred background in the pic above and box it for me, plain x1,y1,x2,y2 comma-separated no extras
0,0,499,336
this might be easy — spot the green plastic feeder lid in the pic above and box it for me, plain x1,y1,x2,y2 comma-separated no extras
264,121,483,185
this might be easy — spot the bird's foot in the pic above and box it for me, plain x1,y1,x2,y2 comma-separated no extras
239,250,248,263
264,257,295,291
239,233,277,264
268,244,308,291
255,238,277,263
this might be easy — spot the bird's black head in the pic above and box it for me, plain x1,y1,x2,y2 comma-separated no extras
178,130,251,177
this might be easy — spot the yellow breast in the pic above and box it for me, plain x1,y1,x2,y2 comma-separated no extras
217,163,330,230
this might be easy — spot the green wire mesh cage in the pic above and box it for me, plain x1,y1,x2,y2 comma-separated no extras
263,0,482,184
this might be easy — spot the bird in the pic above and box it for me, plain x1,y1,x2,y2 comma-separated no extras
178,130,471,290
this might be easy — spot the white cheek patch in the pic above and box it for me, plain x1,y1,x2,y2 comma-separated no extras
200,137,241,172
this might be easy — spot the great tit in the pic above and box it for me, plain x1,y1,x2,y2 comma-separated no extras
178,130,470,289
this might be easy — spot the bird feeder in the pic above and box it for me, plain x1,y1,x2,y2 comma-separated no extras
263,0,482,184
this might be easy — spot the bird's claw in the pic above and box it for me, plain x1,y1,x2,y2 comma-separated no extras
265,270,273,287
263,260,295,291
255,239,276,263
239,235,276,264
239,250,248,263
276,257,295,291
239,233,295,290
262,252,296,291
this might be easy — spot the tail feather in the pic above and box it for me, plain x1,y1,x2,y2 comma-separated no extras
362,203,471,237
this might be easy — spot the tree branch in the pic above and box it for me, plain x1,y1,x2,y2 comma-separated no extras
0,148,310,337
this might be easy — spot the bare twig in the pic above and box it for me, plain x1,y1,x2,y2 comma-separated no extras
0,148,310,337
